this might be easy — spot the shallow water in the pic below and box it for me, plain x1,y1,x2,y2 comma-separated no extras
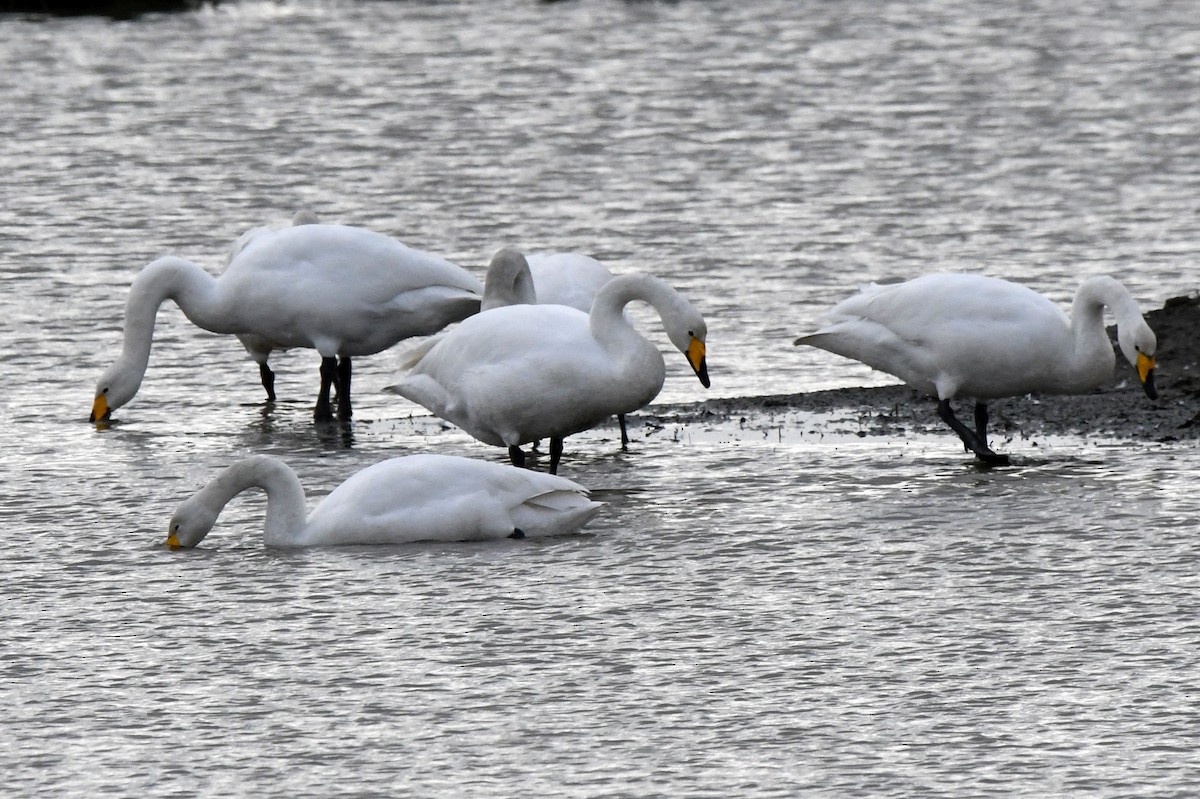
2,0,1199,795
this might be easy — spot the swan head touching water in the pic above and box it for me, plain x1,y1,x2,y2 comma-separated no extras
88,224,484,422
166,453,602,548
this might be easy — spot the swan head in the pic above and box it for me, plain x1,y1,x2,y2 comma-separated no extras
90,361,142,423
1116,319,1158,400
667,308,710,389
166,497,219,549
481,248,537,311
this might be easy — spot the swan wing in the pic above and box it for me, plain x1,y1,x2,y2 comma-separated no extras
798,274,1072,398
217,224,483,353
389,304,635,445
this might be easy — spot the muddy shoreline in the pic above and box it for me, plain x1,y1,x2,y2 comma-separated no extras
649,293,1200,443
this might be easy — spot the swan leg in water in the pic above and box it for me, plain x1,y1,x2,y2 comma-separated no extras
508,446,526,468
936,400,1010,466
549,437,565,475
315,356,353,420
259,362,277,402
618,413,629,449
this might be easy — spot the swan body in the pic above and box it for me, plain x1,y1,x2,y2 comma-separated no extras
388,272,710,473
795,273,1158,462
525,253,616,312
167,453,602,548
91,224,483,422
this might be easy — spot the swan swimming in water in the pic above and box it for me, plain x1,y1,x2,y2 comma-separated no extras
794,273,1158,464
166,453,602,548
388,271,710,474
90,223,484,423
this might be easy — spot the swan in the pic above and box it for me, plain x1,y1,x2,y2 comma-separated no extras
524,252,635,448
166,453,602,548
388,271,710,474
794,273,1158,464
90,223,484,423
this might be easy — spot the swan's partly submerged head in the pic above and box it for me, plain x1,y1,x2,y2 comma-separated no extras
166,497,219,549
1116,318,1158,400
90,361,142,423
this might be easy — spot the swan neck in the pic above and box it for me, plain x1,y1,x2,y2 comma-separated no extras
1067,276,1132,378
201,456,310,546
118,257,223,370
589,273,674,342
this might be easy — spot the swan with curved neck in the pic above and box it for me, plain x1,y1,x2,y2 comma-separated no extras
90,224,484,423
167,453,601,548
388,271,710,474
795,273,1158,463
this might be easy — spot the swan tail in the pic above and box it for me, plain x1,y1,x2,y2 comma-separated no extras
393,334,445,371
511,493,602,537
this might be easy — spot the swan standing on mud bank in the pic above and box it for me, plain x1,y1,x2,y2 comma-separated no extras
795,274,1158,464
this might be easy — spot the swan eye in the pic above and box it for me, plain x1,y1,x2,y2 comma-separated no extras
172,523,180,532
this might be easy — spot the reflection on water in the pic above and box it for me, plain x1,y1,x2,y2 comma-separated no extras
3,0,1200,795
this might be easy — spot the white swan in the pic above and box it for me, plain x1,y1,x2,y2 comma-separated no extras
525,252,615,312
388,272,710,473
794,273,1158,463
166,453,602,548
90,224,484,423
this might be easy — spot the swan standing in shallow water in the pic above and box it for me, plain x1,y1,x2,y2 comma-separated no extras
90,224,484,423
167,453,601,548
795,273,1158,464
388,271,710,474
479,250,634,448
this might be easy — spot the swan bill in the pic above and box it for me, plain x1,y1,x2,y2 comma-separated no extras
166,532,182,550
687,337,710,388
90,393,109,423
1137,352,1157,400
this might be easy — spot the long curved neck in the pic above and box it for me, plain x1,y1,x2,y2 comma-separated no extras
116,257,225,378
1067,276,1132,382
199,456,310,546
589,273,681,348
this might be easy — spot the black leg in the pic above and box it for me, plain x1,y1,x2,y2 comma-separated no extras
315,356,337,420
336,356,352,419
618,413,629,450
508,445,526,468
936,399,1009,465
259,362,276,402
549,436,564,475
973,402,989,450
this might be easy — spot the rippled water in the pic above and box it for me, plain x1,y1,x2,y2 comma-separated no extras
3,0,1199,795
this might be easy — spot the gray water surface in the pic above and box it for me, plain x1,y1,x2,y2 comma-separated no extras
2,1,1199,795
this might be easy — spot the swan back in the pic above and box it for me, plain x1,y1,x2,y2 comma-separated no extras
526,253,615,312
